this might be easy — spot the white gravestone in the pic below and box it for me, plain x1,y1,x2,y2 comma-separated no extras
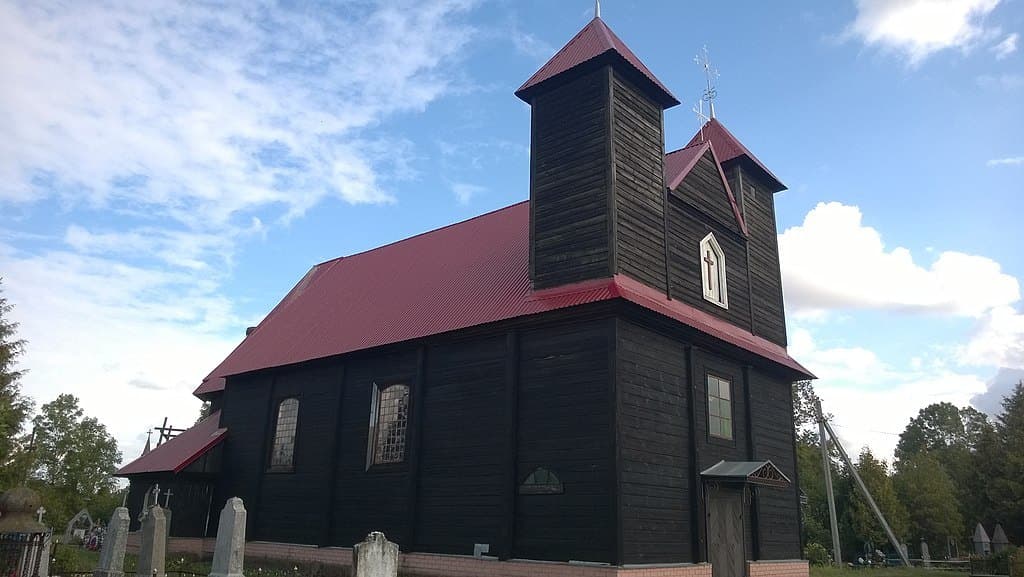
94,507,129,577
138,505,167,577
354,532,399,577
209,498,246,577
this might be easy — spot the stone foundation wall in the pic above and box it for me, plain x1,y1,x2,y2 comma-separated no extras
126,534,714,577
747,560,809,577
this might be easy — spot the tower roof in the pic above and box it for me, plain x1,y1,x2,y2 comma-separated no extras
686,118,786,192
515,17,679,108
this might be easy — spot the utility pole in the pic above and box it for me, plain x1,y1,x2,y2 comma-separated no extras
821,417,911,567
815,400,843,567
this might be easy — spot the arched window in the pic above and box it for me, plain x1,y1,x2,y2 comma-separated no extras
700,232,728,309
269,397,299,471
367,383,410,468
519,467,564,495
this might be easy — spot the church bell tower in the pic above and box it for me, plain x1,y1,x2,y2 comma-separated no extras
517,15,679,291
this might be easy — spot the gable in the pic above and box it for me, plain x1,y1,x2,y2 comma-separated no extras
670,147,747,236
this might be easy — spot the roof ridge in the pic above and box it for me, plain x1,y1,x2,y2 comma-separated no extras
665,140,710,157
315,200,529,267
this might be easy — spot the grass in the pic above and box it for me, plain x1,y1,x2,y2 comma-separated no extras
811,567,967,577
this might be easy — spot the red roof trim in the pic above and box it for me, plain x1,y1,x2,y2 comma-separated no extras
515,17,678,107
707,142,749,237
685,119,785,192
665,142,749,237
115,411,227,476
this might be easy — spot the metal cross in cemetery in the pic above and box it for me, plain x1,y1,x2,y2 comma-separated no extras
163,488,173,508
36,506,45,524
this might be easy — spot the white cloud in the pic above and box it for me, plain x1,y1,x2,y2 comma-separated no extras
0,0,477,220
971,367,1024,414
848,0,1002,64
779,202,1020,317
992,32,1019,59
793,326,988,458
451,182,486,205
960,306,1024,368
987,156,1024,166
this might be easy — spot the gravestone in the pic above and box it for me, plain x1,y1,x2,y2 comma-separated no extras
920,539,930,568
992,524,1010,553
973,523,992,556
353,532,398,577
94,507,129,577
138,505,167,577
209,498,246,577
65,509,95,542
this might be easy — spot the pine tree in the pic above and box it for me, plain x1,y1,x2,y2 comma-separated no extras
894,453,963,547
0,278,33,489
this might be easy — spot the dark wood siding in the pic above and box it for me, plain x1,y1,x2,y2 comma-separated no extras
611,70,667,292
750,369,801,559
729,167,787,345
217,372,273,539
414,336,507,554
531,68,611,288
693,349,749,472
667,196,752,330
255,364,342,544
616,319,691,564
673,150,742,237
330,349,419,548
515,319,614,563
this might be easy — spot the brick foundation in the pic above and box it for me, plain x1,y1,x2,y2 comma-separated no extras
126,534,714,577
747,560,809,577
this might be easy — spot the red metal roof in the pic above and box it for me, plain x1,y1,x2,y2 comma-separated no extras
195,201,811,397
686,119,785,192
665,141,749,236
515,17,678,107
116,411,226,476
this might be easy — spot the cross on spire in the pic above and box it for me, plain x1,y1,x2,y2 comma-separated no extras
694,45,719,119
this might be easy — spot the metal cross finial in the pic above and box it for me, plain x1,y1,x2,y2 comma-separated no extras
595,0,601,18
692,99,710,141
694,45,719,119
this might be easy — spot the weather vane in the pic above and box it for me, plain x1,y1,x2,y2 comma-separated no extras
694,45,719,120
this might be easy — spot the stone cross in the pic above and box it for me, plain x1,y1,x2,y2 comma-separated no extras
138,505,167,577
353,532,398,577
151,484,161,506
94,507,130,577
209,498,246,577
36,506,45,523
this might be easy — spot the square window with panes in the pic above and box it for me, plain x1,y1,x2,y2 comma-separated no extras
707,374,733,440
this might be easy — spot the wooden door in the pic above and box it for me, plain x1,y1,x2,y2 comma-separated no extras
707,484,745,577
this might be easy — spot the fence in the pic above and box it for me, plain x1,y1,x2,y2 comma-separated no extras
0,531,51,577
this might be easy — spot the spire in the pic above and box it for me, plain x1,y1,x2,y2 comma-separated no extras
140,429,152,456
515,16,678,108
595,0,601,18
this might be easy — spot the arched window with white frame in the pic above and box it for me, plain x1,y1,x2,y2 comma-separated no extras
700,232,728,309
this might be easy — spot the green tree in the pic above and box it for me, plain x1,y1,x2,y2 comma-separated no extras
0,278,34,490
29,394,122,528
841,448,908,556
893,453,963,547
991,382,1024,542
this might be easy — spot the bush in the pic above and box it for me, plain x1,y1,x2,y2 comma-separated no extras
805,542,832,566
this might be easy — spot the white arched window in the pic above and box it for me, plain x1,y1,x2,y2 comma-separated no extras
700,233,728,309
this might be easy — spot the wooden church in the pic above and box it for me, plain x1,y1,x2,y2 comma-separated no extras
118,11,813,576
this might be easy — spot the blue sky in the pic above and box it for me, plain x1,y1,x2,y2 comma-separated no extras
1,0,1022,464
